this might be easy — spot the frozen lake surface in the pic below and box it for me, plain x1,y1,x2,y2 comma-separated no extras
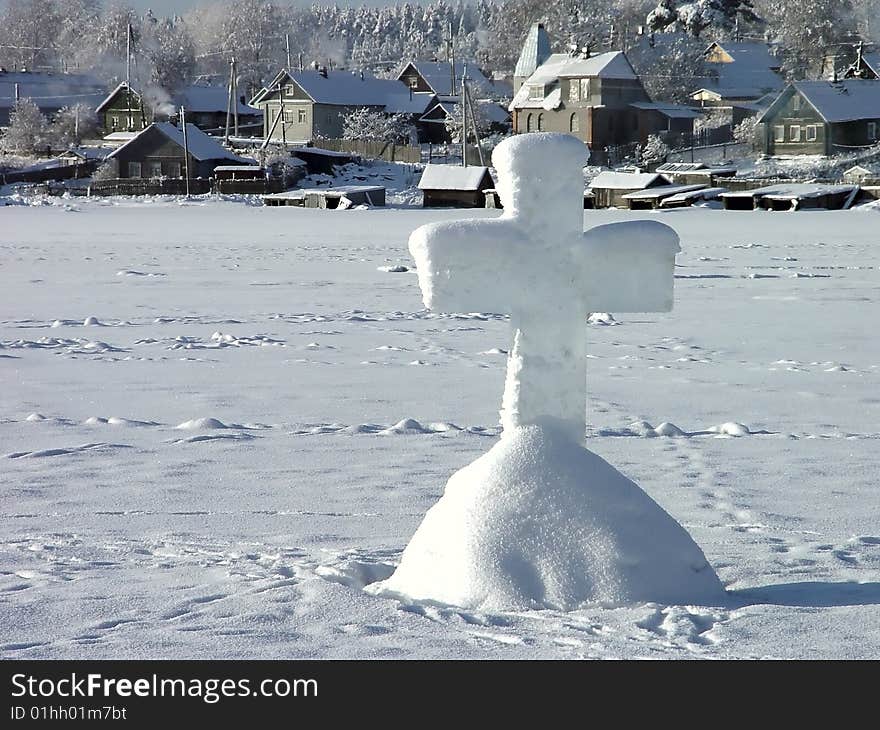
2,198,879,658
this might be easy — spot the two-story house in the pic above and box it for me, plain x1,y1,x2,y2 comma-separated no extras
95,82,147,133
250,67,436,143
509,50,664,164
757,80,880,156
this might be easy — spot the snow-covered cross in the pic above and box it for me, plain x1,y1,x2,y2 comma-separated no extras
409,133,681,442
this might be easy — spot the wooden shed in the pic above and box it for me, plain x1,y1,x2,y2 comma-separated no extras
588,171,671,208
418,164,495,208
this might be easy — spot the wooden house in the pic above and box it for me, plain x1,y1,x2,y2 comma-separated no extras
418,164,494,207
95,82,147,133
175,85,262,134
397,61,492,99
250,68,435,143
105,122,250,179
588,171,671,208
756,80,880,156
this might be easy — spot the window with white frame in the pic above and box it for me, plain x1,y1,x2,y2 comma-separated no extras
297,108,306,124
148,161,163,178
792,95,801,111
537,113,544,131
128,161,141,178
789,125,801,141
569,80,580,102
570,113,579,132
806,125,818,142
528,85,544,100
580,78,590,99
774,125,785,142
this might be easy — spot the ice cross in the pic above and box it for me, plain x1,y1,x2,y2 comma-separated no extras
409,133,681,442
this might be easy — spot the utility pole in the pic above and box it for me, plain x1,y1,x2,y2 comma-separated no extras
126,22,132,130
461,71,468,167
225,57,234,144
232,57,239,137
181,106,191,198
449,22,456,97
279,81,287,147
464,77,484,166
286,34,292,70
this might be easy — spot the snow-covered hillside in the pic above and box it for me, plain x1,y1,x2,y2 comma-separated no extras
1,199,879,658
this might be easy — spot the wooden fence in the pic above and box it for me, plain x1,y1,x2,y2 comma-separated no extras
1,161,98,185
314,138,421,164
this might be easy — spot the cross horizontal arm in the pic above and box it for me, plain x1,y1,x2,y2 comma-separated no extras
573,221,680,313
409,218,533,314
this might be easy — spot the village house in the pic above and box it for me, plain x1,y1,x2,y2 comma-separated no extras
756,80,880,156
417,97,510,144
0,69,104,126
250,67,436,143
691,41,783,107
105,121,249,179
508,23,697,163
175,84,262,134
689,40,784,133
843,44,880,80
397,60,492,99
95,82,147,133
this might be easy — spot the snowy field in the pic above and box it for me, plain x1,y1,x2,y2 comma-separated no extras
1,198,879,659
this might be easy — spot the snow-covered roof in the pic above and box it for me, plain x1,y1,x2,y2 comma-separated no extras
252,69,423,113
383,90,436,115
400,61,491,97
0,70,104,110
177,85,261,116
62,146,113,160
514,23,552,80
510,52,638,110
721,183,857,199
589,171,668,190
703,41,783,97
655,162,707,172
621,183,708,200
213,165,263,172
660,186,728,206
863,52,880,76
759,81,880,124
107,122,249,163
630,101,701,119
418,164,492,191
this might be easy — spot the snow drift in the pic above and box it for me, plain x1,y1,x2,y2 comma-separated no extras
369,423,725,611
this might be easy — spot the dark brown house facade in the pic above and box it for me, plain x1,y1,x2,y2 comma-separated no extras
509,48,696,164
106,122,249,179
757,81,880,156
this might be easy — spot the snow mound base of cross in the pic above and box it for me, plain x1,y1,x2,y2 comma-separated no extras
369,133,724,610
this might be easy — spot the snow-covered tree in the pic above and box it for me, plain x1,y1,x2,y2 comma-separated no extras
640,132,669,162
733,114,758,147
1,98,49,153
48,102,99,147
342,107,414,143
629,32,707,103
444,97,493,143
